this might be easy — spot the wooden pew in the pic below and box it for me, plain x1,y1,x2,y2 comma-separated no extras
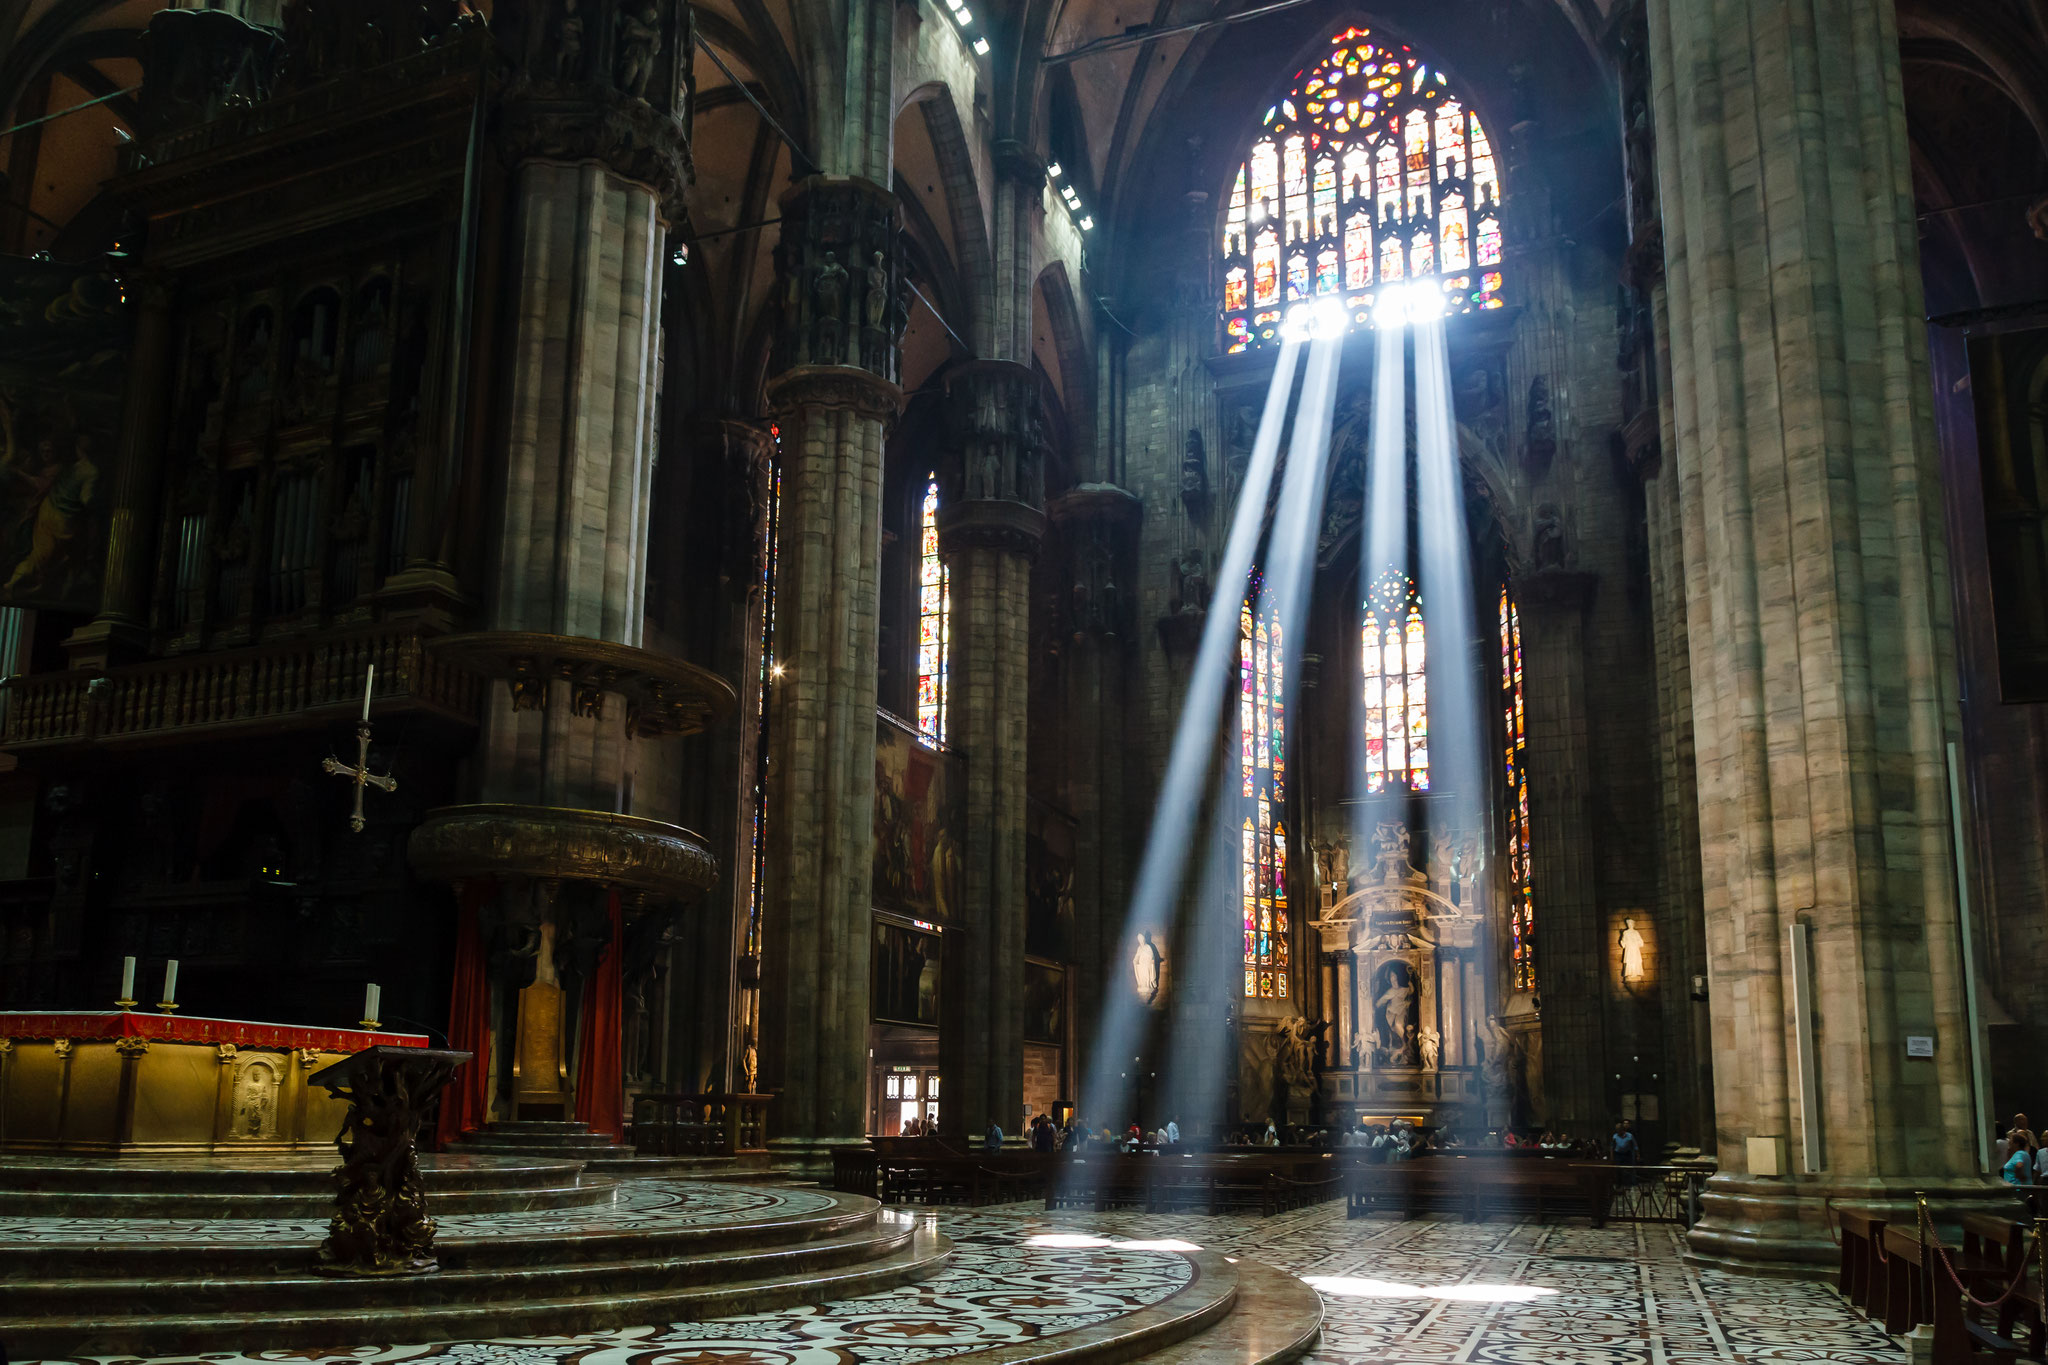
1959,1216,2043,1361
1837,1208,1888,1313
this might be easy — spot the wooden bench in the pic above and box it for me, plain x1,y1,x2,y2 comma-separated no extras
1837,1208,1888,1313
1047,1153,1343,1215
1960,1215,2043,1360
1345,1155,1607,1225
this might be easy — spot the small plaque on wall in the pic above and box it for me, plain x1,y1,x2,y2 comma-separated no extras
1906,1035,1935,1058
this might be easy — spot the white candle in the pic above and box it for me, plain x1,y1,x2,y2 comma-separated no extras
360,663,376,722
119,956,135,1002
364,983,381,1024
162,959,178,1004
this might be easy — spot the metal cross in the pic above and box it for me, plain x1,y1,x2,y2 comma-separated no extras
323,721,398,833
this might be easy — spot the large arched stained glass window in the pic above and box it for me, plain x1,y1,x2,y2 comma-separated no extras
917,474,950,745
1241,588,1290,999
1363,570,1428,792
1222,26,1504,353
1500,586,1534,991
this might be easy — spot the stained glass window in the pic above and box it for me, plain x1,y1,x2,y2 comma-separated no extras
1241,584,1290,999
917,474,950,745
1220,26,1507,353
1362,570,1428,793
1500,585,1534,991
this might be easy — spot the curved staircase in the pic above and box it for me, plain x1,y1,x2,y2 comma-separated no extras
451,1118,775,1179
0,1169,942,1358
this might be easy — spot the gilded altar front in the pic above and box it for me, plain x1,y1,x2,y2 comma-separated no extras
0,1012,428,1155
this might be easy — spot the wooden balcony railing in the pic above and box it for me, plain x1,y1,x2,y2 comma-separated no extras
0,628,482,750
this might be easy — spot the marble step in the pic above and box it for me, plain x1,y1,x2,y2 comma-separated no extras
0,1156,613,1218
584,1152,772,1179
457,1136,626,1158
1125,1257,1324,1365
1,1221,951,1357
0,1184,880,1279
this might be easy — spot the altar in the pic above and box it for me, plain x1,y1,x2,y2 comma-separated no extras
0,1011,428,1154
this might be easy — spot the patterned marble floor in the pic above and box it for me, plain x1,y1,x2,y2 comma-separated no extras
0,1180,843,1243
18,1199,1905,1365
937,1203,1908,1365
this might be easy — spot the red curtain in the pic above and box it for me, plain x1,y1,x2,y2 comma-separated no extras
573,890,625,1142
435,881,493,1150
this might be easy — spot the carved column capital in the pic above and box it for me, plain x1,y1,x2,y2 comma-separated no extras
936,499,1047,559
944,359,1046,509
764,365,903,423
992,139,1046,191
770,177,906,383
492,0,696,221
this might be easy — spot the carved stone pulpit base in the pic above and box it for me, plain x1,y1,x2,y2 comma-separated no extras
309,1046,472,1276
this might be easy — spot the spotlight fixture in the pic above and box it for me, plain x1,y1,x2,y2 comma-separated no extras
973,37,990,54
1047,162,1063,178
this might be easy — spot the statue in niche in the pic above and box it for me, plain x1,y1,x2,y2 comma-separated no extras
864,252,888,329
813,252,847,359
615,1,663,99
1619,916,1647,984
1131,931,1164,1006
1417,1023,1441,1072
1478,1014,1515,1090
232,1058,280,1138
1531,502,1570,571
1314,840,1350,906
1374,962,1418,1064
553,0,584,80
1179,429,1208,504
1524,375,1557,473
1370,820,1413,885
1174,551,1209,616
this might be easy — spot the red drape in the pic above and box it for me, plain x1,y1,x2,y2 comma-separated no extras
573,890,625,1142
436,881,493,1150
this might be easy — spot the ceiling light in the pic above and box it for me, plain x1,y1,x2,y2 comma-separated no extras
1047,162,1062,178
973,36,989,54
1079,215,1094,230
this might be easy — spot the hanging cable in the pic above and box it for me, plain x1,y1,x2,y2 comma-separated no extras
694,33,818,175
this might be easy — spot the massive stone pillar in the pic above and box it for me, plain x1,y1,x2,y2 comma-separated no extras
757,177,904,1160
936,360,1046,1136
1517,568,1603,1137
477,0,694,811
1048,484,1141,1112
1647,0,2000,1268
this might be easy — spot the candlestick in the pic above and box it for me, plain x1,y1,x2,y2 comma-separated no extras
361,983,381,1030
116,955,136,1008
159,958,179,1012
360,663,376,722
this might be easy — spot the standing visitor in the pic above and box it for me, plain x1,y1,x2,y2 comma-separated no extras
984,1118,1004,1152
1165,1116,1181,1146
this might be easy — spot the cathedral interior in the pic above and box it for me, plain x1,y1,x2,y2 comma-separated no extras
0,0,2046,1360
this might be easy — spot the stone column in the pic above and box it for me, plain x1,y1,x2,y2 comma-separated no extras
1515,568,1603,1137
1648,0,1998,1269
67,277,177,669
758,177,904,1161
1047,483,1141,1115
936,360,1046,1137
477,0,693,812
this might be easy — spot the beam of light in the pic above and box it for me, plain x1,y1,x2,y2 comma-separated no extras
1074,339,1304,1146
1353,319,1410,863
1413,315,1484,820
1374,281,1447,330
1160,333,1343,1133
1303,1275,1558,1304
1281,297,1348,342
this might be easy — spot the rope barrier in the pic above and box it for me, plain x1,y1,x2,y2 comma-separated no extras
1916,1202,2036,1312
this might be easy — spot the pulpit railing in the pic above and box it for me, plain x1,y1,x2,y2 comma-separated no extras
631,1092,773,1157
0,627,481,749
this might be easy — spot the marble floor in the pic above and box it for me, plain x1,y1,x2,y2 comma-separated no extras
17,1200,1904,1365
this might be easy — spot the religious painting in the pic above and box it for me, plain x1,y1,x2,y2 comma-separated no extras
1024,962,1065,1045
1968,326,2048,702
1025,804,1076,960
872,919,941,1027
872,716,962,921
0,257,130,612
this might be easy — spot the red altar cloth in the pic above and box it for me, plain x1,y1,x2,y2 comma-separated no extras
0,1011,427,1053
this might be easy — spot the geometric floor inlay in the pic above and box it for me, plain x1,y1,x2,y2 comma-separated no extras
17,1198,1906,1365
933,1203,1909,1365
